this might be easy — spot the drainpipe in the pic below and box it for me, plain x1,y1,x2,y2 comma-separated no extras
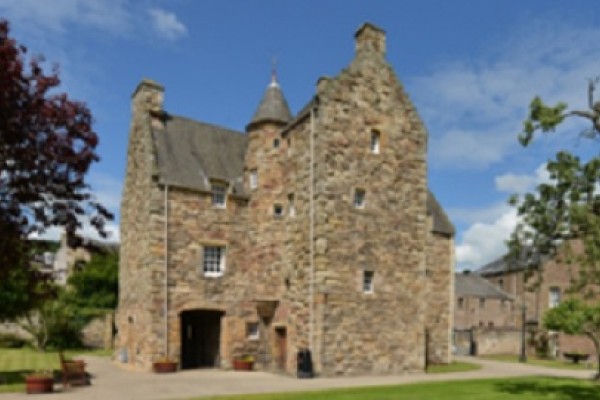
309,107,316,353
164,184,169,358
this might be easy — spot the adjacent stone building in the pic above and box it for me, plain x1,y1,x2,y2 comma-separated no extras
116,23,455,376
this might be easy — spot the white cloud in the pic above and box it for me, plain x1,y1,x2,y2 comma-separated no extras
29,220,120,244
448,202,511,225
495,164,549,194
413,21,600,169
455,208,518,271
89,172,122,212
148,8,188,40
0,0,133,36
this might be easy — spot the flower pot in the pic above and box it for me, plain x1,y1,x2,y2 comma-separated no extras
153,361,178,373
233,359,254,371
25,375,53,394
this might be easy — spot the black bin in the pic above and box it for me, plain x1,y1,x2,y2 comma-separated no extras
296,348,314,378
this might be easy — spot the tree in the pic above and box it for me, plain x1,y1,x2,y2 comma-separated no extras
66,251,118,310
544,299,600,378
509,79,600,292
0,19,113,283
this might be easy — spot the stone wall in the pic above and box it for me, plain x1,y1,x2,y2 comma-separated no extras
82,312,114,349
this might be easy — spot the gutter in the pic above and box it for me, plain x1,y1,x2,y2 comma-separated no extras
309,107,316,353
164,184,169,358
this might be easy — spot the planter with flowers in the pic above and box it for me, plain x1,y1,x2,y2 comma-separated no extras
152,357,178,373
233,355,254,371
24,371,54,394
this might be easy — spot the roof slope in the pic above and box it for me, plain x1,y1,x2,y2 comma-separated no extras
455,272,514,300
153,115,247,195
150,112,454,236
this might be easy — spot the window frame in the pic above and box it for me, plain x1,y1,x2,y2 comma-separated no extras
370,130,380,154
211,182,227,208
362,270,375,293
202,245,226,277
354,188,366,209
249,169,258,190
246,322,260,340
549,286,561,308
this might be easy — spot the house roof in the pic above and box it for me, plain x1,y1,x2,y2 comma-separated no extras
477,248,547,277
455,272,514,300
153,114,248,196
246,78,292,131
151,112,454,236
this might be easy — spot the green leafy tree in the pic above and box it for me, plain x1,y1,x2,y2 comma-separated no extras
509,79,600,292
66,251,118,310
544,299,600,378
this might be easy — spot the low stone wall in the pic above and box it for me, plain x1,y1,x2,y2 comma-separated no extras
82,312,114,349
474,328,520,355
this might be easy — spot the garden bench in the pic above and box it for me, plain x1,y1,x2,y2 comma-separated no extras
563,352,589,364
59,352,88,389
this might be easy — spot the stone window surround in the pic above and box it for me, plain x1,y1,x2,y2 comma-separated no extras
362,270,374,293
246,321,260,340
370,129,380,154
200,240,227,278
353,188,366,209
249,169,258,190
211,181,228,209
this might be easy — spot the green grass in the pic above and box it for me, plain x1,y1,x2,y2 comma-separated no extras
191,377,600,400
0,347,110,393
481,354,597,371
426,361,481,373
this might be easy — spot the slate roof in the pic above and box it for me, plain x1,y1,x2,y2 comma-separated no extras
455,272,514,300
151,112,454,236
477,248,547,277
246,80,292,131
153,114,248,196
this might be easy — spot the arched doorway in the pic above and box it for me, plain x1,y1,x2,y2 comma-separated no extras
180,309,224,369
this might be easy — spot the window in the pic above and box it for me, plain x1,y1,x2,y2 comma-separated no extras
273,204,284,217
498,279,503,289
549,287,561,308
249,169,258,190
211,183,227,208
288,194,296,217
479,298,485,309
43,252,54,266
273,138,280,148
246,322,260,340
457,298,464,309
363,271,374,293
370,130,380,154
354,189,366,209
203,246,225,277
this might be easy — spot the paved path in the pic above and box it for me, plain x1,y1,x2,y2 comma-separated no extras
1,356,595,400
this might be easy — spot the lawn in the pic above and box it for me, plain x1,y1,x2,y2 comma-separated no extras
192,377,600,400
481,354,597,371
0,347,110,393
426,361,481,373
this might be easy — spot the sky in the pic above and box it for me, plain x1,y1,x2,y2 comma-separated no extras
2,0,600,271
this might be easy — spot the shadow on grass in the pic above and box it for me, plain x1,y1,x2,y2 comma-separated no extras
496,378,600,400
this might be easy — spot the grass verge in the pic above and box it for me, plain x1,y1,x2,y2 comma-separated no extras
191,377,600,400
426,361,481,373
481,354,597,371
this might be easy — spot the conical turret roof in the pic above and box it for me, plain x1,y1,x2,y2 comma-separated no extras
246,74,292,131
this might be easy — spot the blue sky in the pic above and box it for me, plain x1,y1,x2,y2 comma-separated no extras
2,0,600,270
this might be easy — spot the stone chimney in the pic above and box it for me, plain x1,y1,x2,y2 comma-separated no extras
132,79,164,112
354,22,386,57
131,79,165,128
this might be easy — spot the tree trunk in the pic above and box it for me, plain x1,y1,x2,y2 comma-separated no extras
584,332,600,380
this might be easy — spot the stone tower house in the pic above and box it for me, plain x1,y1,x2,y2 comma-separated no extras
117,23,455,376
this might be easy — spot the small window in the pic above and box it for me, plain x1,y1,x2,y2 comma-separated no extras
479,298,485,309
249,169,258,190
288,194,296,217
363,271,374,293
211,183,227,208
203,246,225,277
43,252,54,266
457,298,464,309
246,322,259,340
354,189,366,209
370,130,380,154
549,287,561,308
498,279,503,289
273,138,280,148
273,204,284,217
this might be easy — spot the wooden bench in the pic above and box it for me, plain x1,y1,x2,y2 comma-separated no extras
59,352,88,389
563,352,589,364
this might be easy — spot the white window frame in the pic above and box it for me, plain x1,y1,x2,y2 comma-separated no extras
363,271,374,293
249,169,258,190
354,188,366,209
370,130,380,154
246,322,260,340
211,183,227,208
202,246,225,277
549,287,561,308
